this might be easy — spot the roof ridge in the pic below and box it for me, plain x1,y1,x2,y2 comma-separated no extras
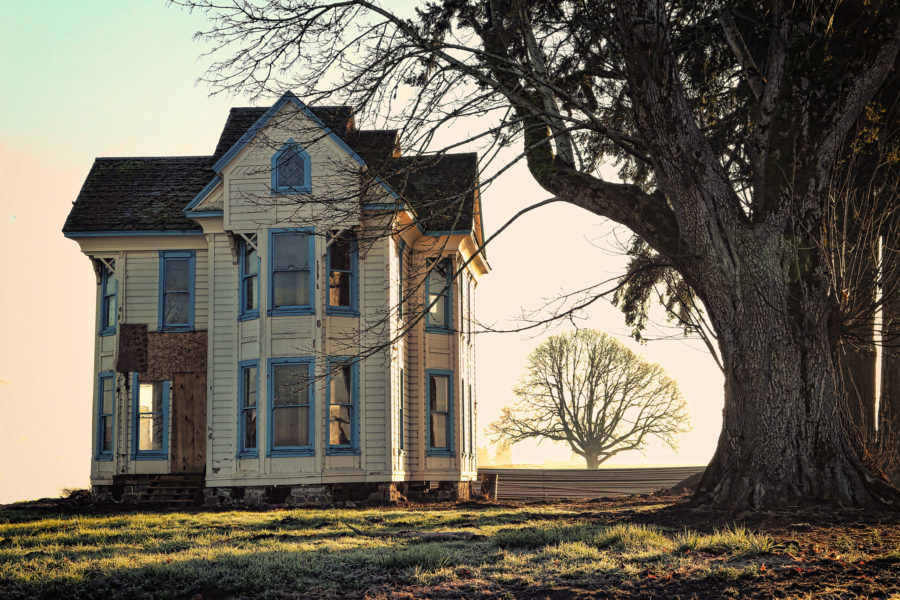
94,155,214,161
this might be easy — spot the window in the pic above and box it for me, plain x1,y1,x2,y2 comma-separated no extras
397,239,405,320
468,382,475,458
462,378,467,455
426,369,454,456
96,372,115,460
269,228,315,315
268,357,315,455
399,368,405,451
426,258,452,333
467,277,472,340
238,360,259,457
158,250,195,330
326,357,359,454
326,233,358,315
132,374,169,460
99,262,117,336
239,238,260,320
271,139,311,194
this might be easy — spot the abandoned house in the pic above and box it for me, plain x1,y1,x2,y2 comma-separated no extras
62,91,489,506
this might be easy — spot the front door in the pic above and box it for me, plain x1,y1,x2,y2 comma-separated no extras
171,372,206,473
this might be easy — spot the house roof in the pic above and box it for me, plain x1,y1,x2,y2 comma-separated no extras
63,98,479,235
62,156,212,233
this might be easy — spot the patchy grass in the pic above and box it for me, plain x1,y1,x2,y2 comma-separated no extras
0,497,898,599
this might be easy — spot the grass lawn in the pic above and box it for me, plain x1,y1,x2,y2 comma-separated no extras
1,495,898,599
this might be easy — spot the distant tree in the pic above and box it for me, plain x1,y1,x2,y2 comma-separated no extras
489,330,689,469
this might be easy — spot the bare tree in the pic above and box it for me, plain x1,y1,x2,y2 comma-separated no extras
172,0,900,509
489,330,689,469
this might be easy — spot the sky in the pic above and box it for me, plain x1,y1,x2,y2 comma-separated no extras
0,1,724,503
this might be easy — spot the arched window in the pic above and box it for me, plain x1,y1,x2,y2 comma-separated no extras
271,139,311,193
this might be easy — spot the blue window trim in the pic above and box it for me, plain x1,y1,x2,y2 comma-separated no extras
426,369,455,457
325,234,359,316
99,263,117,336
238,239,260,321
399,368,405,451
237,359,260,458
271,138,312,194
268,228,316,316
397,239,405,320
425,258,452,334
469,382,475,458
325,356,360,455
157,250,196,331
131,373,170,461
267,357,316,457
96,371,115,461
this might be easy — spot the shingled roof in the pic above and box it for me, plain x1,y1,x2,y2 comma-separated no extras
64,101,478,235
63,157,213,233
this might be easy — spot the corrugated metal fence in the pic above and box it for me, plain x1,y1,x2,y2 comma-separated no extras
477,466,705,500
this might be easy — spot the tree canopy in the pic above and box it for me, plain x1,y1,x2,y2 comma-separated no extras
179,0,900,509
490,330,690,469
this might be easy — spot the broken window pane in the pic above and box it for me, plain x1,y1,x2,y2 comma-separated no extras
273,365,309,405
273,406,309,446
329,405,352,445
329,272,350,307
137,382,166,453
330,365,351,405
164,292,189,325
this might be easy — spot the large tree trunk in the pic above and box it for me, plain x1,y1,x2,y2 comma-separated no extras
881,231,900,487
585,456,601,469
691,233,899,509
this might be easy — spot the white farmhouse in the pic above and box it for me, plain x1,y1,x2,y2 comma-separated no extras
63,92,488,506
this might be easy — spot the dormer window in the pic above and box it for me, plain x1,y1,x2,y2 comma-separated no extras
271,139,311,194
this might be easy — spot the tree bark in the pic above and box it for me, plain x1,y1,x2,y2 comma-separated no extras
691,231,898,509
881,230,900,487
585,456,601,469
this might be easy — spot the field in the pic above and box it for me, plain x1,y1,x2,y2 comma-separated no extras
1,495,898,599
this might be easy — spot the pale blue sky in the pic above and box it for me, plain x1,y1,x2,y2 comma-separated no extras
0,1,722,503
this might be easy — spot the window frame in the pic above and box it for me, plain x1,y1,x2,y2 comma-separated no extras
271,138,312,194
397,238,406,320
268,228,316,316
237,359,260,458
325,233,359,316
425,258,453,334
99,262,117,336
130,373,170,461
157,250,195,331
325,356,359,455
96,371,115,461
238,238,260,321
426,369,454,457
468,382,475,460
267,357,316,457
399,367,405,451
